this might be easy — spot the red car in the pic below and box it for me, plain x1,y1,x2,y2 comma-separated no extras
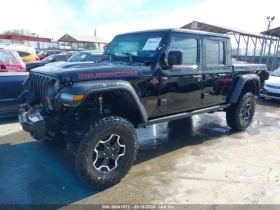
37,50,65,60
0,49,26,72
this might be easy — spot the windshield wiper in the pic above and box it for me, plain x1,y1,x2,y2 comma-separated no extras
121,52,135,64
103,53,116,61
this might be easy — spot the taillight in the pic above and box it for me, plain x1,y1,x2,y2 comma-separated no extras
35,56,40,61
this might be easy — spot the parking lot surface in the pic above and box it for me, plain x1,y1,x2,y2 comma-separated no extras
0,99,280,205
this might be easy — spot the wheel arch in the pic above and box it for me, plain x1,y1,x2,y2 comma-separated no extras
228,74,260,103
59,80,148,126
83,88,148,126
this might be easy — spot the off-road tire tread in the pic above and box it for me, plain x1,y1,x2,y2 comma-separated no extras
75,116,138,189
226,92,255,131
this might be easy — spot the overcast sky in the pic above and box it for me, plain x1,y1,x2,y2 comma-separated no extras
1,0,279,42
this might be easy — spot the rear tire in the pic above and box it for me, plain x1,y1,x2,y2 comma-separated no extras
75,116,138,189
226,92,256,131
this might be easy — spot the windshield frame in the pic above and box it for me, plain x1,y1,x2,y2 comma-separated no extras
102,31,170,63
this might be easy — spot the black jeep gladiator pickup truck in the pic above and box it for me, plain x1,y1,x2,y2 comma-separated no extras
19,29,269,189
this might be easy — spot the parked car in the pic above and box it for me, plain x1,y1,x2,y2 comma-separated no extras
67,50,103,62
26,54,70,71
0,45,36,56
19,28,269,189
0,72,29,117
0,49,26,72
17,50,40,62
261,67,280,99
37,50,65,60
59,51,78,56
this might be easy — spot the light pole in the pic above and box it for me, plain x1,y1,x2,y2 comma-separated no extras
260,16,275,63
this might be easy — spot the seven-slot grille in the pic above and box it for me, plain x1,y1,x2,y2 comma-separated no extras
29,73,51,104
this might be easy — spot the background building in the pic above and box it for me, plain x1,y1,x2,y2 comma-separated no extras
58,33,108,50
0,34,58,49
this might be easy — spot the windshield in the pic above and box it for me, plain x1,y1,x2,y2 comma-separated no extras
271,68,280,77
41,55,55,63
103,32,165,62
68,52,90,62
38,51,47,55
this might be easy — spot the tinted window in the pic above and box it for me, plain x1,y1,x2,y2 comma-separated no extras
68,52,90,62
48,51,55,55
56,55,68,61
17,51,30,57
169,36,197,65
205,40,224,65
0,50,20,64
87,55,102,62
41,55,56,63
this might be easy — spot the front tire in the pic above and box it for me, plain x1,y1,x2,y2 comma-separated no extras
75,116,138,189
226,92,256,131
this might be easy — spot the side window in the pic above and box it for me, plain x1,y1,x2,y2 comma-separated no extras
17,51,30,57
56,56,67,61
205,40,225,66
169,36,197,66
48,52,55,55
87,55,101,62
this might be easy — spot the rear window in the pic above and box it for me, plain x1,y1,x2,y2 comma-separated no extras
0,50,22,64
17,51,30,57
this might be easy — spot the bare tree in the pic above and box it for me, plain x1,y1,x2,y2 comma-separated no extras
2,29,33,36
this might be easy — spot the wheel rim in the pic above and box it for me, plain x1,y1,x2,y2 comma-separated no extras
240,99,252,125
92,134,125,172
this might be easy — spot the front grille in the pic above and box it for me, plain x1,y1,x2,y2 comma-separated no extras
266,92,280,97
29,73,51,104
266,84,280,89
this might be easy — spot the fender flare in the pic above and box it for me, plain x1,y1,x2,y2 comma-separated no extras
228,74,260,103
57,80,148,123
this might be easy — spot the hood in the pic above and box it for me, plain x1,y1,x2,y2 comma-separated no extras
31,61,145,82
266,75,280,86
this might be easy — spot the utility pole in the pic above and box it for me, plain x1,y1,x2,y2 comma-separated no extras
260,16,275,63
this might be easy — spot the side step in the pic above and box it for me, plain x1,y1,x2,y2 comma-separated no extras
138,104,231,127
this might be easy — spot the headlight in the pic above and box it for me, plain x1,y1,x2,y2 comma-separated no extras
54,81,59,93
47,80,60,99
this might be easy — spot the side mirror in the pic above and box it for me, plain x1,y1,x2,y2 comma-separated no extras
168,51,183,66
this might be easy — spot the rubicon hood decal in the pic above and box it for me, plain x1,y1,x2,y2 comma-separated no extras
78,71,139,80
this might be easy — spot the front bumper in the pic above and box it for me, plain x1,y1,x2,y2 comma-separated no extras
19,105,45,140
260,88,280,100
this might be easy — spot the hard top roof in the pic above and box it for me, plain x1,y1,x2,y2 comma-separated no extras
181,21,264,39
116,28,230,38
